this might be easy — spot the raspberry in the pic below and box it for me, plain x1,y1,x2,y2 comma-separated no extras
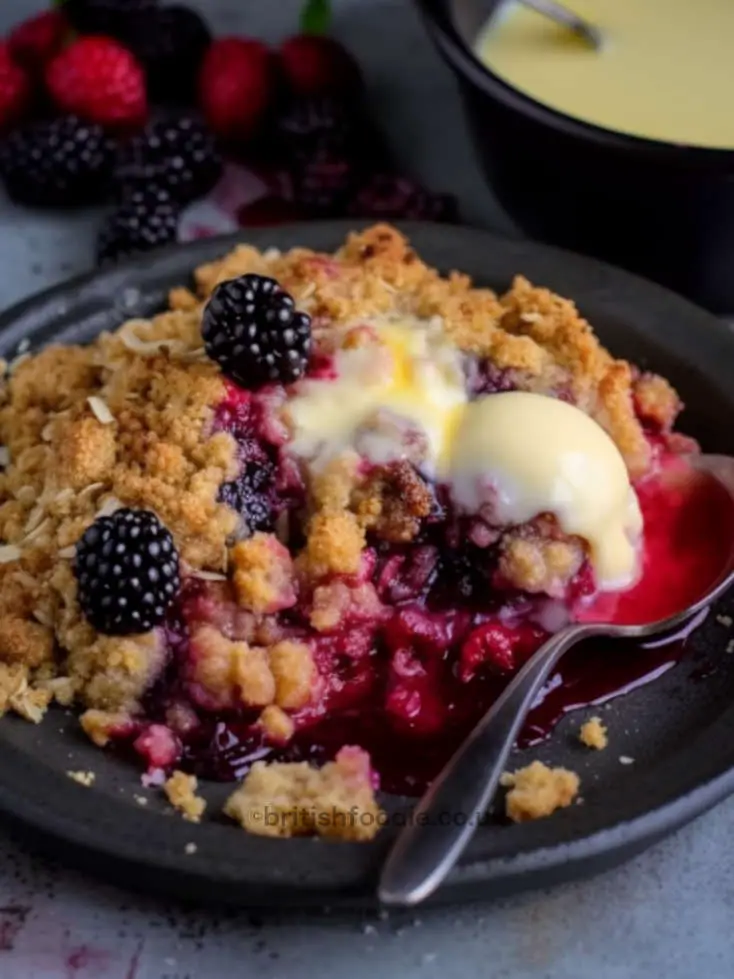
0,115,116,207
8,9,68,74
96,186,180,264
121,5,212,104
279,34,362,98
201,274,312,388
46,35,147,130
198,38,273,142
74,508,181,635
115,114,222,204
459,621,547,681
466,359,517,398
65,0,158,36
0,42,31,133
349,174,458,222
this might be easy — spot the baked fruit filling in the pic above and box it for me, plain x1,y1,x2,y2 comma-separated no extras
0,224,707,838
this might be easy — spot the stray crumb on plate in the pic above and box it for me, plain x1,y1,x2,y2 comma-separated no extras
163,770,206,823
134,794,148,806
619,755,635,765
727,640,734,654
67,770,95,787
716,614,733,627
578,716,608,750
500,760,580,822
184,842,197,855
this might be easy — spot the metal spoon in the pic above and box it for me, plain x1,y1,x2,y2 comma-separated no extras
379,454,734,906
515,0,604,49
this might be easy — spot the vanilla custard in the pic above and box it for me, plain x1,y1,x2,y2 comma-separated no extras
476,0,734,149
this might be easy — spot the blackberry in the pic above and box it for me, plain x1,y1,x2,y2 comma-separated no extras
348,174,458,223
97,186,180,264
288,148,356,215
202,274,312,389
122,5,212,104
116,114,222,205
65,0,158,37
0,115,116,207
277,95,383,167
74,508,180,635
219,458,276,533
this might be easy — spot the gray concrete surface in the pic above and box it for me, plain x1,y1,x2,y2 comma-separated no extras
0,1,731,977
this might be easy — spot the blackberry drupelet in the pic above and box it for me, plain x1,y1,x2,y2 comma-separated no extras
74,508,180,635
202,274,312,388
116,114,222,204
219,458,277,533
122,5,212,103
65,0,158,36
0,115,116,207
96,186,180,264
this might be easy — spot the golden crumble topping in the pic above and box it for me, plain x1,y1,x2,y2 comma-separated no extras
231,533,296,614
579,716,608,750
501,761,580,822
224,746,383,840
164,770,206,823
0,223,683,837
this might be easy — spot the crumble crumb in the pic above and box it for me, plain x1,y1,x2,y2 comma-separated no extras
717,614,733,627
67,770,95,787
619,755,635,765
134,794,148,806
353,460,433,543
224,746,383,840
301,510,365,579
80,708,133,746
579,716,608,750
501,760,580,822
163,770,206,823
727,640,734,654
258,704,295,743
268,640,316,710
231,533,296,614
184,842,198,855
190,625,276,709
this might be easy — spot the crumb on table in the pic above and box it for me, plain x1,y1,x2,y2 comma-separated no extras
67,769,95,787
163,770,206,823
578,716,608,750
500,760,580,823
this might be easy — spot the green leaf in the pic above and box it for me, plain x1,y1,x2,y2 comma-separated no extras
300,0,332,35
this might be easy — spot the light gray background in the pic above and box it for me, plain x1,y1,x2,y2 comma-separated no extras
0,2,731,977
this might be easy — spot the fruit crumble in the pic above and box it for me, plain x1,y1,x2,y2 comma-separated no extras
0,223,716,841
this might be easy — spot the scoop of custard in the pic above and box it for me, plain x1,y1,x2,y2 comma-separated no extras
449,392,642,589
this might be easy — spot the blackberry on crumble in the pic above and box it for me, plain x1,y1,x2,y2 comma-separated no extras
74,508,180,635
0,115,116,207
201,274,312,388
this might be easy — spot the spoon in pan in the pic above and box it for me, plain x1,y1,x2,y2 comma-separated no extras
514,0,604,49
378,454,734,906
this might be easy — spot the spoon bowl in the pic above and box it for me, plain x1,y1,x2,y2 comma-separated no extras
379,453,734,906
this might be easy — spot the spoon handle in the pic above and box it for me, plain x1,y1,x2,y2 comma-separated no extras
378,622,600,906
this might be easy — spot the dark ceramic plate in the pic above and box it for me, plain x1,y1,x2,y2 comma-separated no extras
1,221,734,909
